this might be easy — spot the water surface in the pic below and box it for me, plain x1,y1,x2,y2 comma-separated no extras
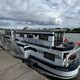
65,33,80,42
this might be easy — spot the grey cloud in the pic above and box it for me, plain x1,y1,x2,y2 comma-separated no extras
0,0,80,26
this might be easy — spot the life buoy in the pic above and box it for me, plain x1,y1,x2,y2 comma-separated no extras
64,38,68,42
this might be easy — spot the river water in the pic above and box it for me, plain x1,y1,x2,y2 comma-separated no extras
65,33,80,42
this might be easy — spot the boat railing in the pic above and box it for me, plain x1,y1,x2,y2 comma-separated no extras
62,48,80,67
16,37,53,48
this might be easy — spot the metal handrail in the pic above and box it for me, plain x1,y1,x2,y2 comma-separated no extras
16,37,54,47
62,47,80,67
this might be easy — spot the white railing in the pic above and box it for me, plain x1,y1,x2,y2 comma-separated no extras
24,37,53,47
16,37,53,48
62,48,80,67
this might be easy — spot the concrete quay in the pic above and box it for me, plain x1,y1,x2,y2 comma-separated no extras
0,48,48,80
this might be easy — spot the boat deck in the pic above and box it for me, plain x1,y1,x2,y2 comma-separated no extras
0,48,48,80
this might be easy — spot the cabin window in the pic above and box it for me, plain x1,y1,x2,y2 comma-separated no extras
6,32,11,35
34,34,37,37
20,33,24,37
16,34,20,37
55,55,62,59
44,52,55,61
39,34,48,40
27,34,33,38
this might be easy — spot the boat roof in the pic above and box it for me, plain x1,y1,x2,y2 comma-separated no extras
16,29,66,34
0,28,66,34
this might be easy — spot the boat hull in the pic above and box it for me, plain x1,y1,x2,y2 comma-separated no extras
29,56,79,79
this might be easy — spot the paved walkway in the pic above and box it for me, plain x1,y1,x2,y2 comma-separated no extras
0,48,48,80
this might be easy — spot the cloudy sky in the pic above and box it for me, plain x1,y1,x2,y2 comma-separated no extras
0,0,80,28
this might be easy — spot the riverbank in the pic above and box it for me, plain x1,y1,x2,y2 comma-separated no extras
0,48,48,80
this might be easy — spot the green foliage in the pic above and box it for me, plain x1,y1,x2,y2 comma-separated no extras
65,27,80,33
